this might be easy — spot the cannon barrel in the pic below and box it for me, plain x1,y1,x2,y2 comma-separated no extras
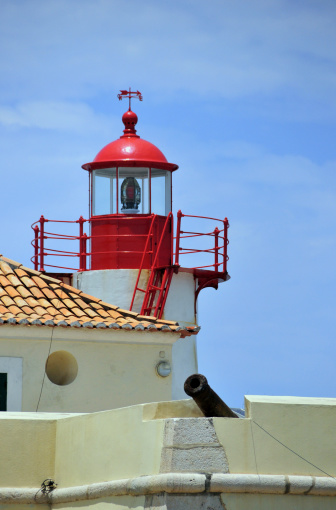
184,374,238,418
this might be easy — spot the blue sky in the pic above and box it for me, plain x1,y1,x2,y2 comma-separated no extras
1,0,335,406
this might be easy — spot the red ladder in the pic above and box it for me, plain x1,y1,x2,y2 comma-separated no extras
141,266,174,318
130,213,174,318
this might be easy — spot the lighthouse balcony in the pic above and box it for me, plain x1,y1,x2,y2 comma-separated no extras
32,212,228,274
31,211,229,320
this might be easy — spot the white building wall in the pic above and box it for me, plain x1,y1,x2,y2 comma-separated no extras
171,336,198,400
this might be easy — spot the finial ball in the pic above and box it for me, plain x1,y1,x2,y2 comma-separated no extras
122,109,138,129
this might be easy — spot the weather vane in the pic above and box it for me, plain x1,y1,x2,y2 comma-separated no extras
117,88,143,110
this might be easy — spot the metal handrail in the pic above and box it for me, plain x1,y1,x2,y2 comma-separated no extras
174,210,229,273
31,211,229,274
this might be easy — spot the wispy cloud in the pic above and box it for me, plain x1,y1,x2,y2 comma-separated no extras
0,0,335,120
0,101,116,134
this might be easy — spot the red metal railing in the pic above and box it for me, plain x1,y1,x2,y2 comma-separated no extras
174,210,229,273
31,216,90,272
31,211,229,274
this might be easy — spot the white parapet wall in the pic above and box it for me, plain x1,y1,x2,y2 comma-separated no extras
1,397,336,509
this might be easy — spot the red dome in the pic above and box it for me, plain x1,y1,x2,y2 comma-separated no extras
82,109,178,172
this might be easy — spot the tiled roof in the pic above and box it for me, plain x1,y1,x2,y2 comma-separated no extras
0,256,199,335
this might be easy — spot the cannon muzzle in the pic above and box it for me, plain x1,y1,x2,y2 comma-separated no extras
184,374,238,418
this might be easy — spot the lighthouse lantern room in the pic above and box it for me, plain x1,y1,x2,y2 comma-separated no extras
82,90,177,272
32,89,230,325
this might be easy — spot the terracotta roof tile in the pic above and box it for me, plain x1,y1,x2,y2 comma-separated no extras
71,307,86,318
68,291,83,299
2,312,15,319
31,276,49,289
0,275,11,287
62,283,81,294
16,285,33,299
40,274,62,284
155,318,178,325
80,307,98,318
90,302,104,310
116,308,139,318
16,312,30,319
40,314,56,322
52,288,69,300
73,298,91,310
21,276,37,288
8,305,23,315
106,309,122,319
99,301,119,310
0,260,15,275
25,296,40,308
41,287,57,300
34,305,49,316
95,308,110,318
45,306,59,317
21,306,36,315
0,256,22,268
22,267,42,277
57,307,73,317
137,315,157,322
13,297,30,308
30,287,46,299
79,293,102,304
6,286,20,298
6,274,21,287
1,295,16,307
50,298,63,308
0,256,198,336
60,298,74,309
37,298,52,308
14,268,29,278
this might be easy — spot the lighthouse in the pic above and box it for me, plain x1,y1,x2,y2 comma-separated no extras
32,89,230,328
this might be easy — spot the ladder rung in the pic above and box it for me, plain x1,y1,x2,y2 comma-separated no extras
136,288,146,293
149,285,162,291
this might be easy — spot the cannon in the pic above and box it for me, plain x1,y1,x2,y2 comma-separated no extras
184,373,238,418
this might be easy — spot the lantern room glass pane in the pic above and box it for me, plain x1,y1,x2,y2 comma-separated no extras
118,167,149,214
151,169,171,216
92,168,117,216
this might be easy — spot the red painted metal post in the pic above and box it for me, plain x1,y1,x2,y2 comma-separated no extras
175,210,183,265
82,233,87,271
214,227,219,273
149,167,151,214
39,215,45,272
33,225,39,271
116,167,119,214
78,216,85,271
170,213,174,264
89,171,92,218
223,217,229,273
